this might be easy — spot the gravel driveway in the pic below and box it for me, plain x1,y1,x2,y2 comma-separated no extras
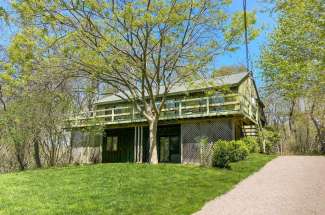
194,156,325,215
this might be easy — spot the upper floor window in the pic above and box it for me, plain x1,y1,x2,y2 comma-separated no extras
210,92,225,104
165,99,176,109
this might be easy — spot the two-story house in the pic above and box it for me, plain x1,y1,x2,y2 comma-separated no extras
70,71,265,164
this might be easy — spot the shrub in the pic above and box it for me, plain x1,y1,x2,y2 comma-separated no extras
258,127,281,154
242,136,259,153
212,140,249,168
228,140,249,162
212,140,231,168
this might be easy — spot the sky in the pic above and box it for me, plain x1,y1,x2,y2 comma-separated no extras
216,0,277,87
0,0,276,87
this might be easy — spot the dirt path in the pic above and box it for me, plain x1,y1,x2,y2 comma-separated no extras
194,156,325,215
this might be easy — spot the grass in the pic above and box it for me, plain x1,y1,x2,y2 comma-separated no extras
0,153,275,215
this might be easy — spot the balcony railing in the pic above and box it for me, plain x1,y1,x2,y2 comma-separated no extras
69,93,259,127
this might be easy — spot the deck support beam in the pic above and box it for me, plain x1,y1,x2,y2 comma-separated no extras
206,98,210,114
134,126,143,163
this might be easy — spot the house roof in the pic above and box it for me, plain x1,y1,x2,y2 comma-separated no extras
95,72,249,105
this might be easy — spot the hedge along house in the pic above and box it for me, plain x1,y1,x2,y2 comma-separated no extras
70,72,265,164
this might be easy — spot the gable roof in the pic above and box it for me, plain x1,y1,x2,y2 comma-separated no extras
95,72,249,105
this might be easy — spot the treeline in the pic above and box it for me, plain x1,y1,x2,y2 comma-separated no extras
0,0,324,173
0,66,99,172
0,28,101,172
1,0,262,171
260,0,324,154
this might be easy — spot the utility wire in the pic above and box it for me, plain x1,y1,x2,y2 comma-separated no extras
243,0,253,77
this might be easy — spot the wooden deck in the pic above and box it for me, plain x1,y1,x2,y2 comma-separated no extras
69,93,260,128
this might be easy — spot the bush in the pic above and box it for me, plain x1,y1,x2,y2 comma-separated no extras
212,140,231,168
242,136,259,153
229,140,249,161
212,140,249,168
258,127,281,154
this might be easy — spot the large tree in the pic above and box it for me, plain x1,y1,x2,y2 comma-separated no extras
260,0,325,153
12,0,258,163
0,26,76,169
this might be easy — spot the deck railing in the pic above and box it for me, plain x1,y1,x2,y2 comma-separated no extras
69,93,259,127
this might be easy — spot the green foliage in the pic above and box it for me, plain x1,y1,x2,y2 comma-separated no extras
5,0,260,164
260,0,324,154
10,0,260,110
0,28,76,168
259,127,281,154
242,136,259,153
0,6,9,24
0,154,275,214
212,140,249,168
212,140,231,168
260,0,324,100
229,140,250,162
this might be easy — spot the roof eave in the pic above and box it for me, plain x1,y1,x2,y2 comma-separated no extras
95,72,249,105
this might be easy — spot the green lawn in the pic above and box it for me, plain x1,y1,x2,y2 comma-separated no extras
0,154,275,215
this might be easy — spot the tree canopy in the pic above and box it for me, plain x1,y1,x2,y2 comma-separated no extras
2,0,259,163
261,0,324,99
260,0,324,153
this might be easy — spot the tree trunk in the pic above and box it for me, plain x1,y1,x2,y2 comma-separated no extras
316,127,325,154
15,149,25,171
148,118,158,164
69,132,74,164
320,130,325,154
310,101,324,153
33,138,42,168
17,155,25,171
288,100,295,131
49,147,55,167
288,100,296,138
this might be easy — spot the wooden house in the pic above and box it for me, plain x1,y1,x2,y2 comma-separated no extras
70,72,265,164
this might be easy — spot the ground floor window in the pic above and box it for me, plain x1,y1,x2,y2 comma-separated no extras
107,136,118,151
159,136,180,163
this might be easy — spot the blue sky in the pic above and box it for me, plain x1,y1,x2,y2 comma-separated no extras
216,0,276,87
0,0,276,87
0,1,14,47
